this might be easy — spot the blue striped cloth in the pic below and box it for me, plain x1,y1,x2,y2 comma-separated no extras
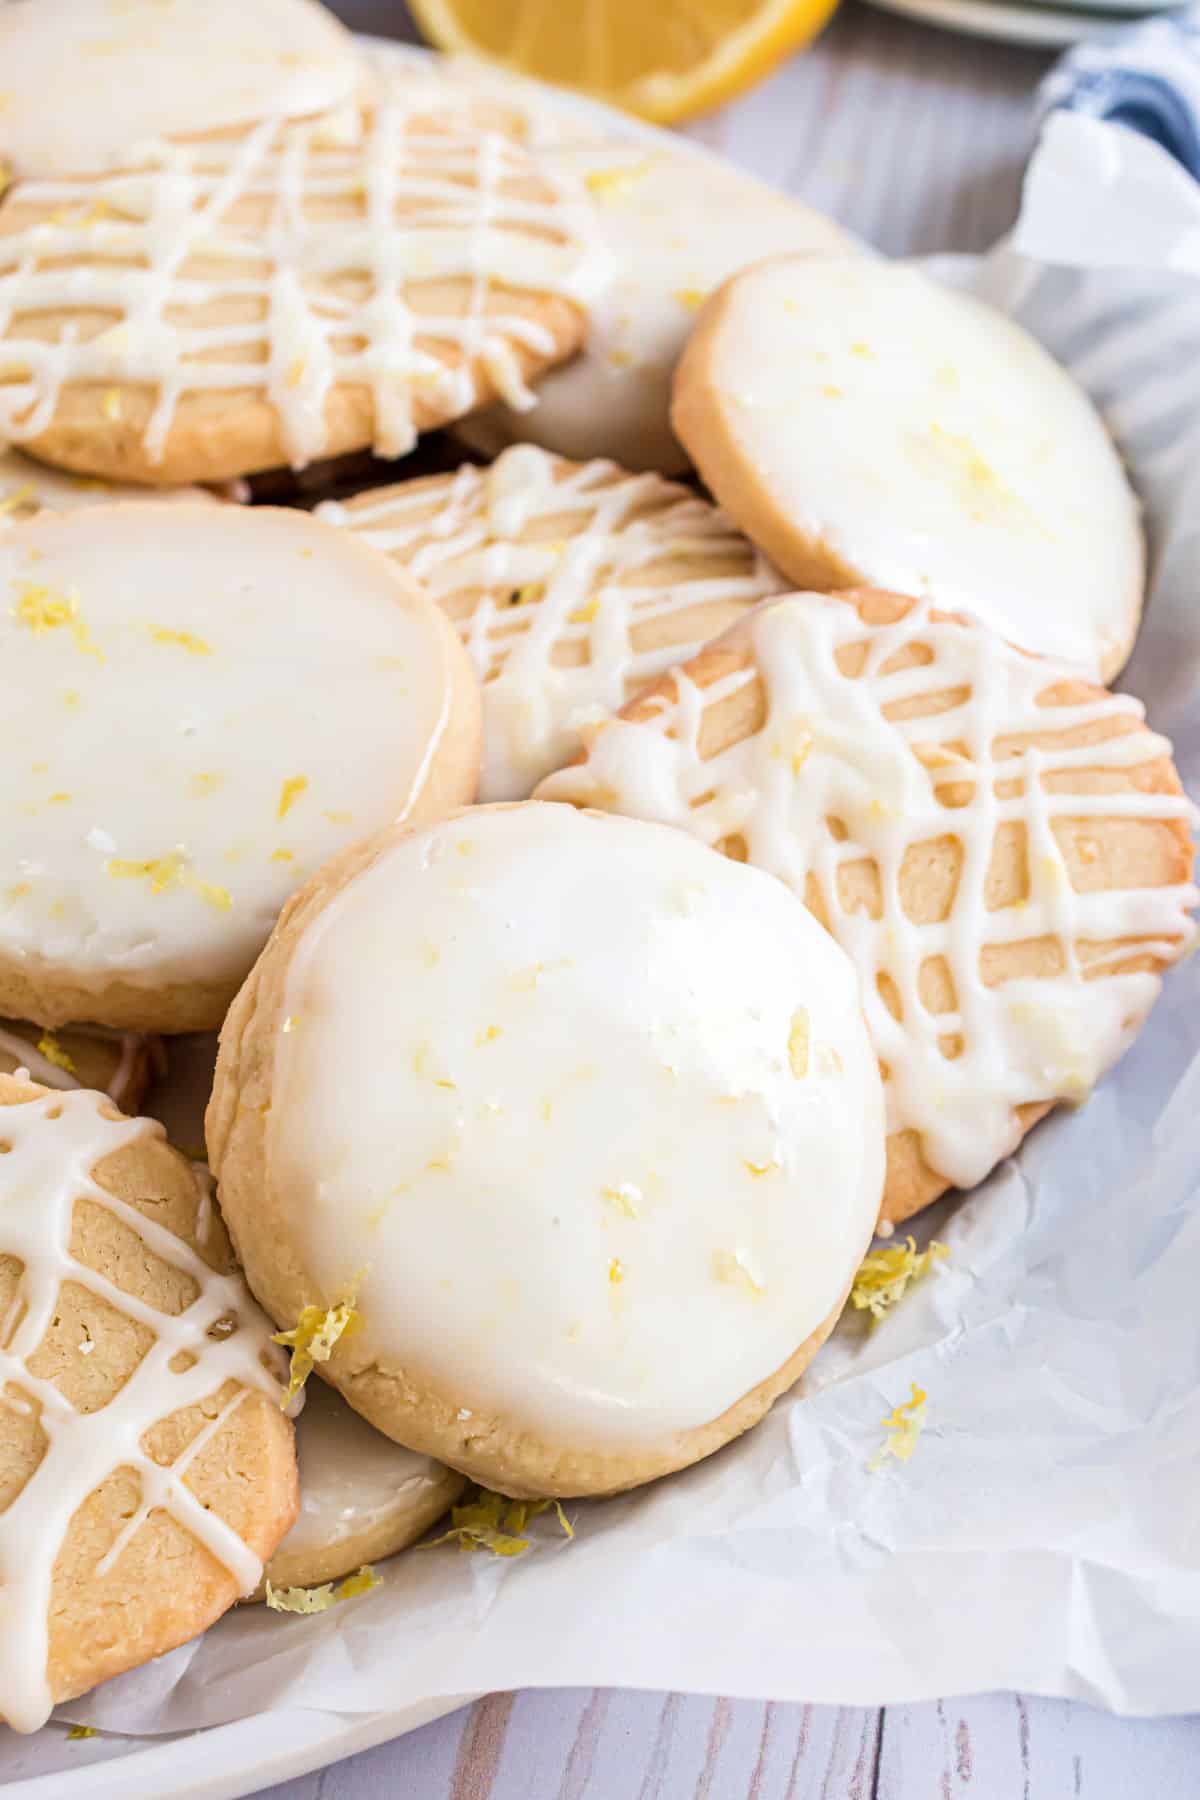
1039,12,1200,180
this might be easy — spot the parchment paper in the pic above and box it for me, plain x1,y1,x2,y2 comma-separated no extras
66,109,1200,1730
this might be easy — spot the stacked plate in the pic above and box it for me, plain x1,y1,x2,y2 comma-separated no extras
864,0,1187,51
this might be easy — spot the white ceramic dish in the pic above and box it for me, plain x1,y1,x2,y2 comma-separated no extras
862,0,1155,47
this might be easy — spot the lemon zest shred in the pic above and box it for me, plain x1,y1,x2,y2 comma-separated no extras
868,1382,928,1471
673,287,707,311
67,1725,97,1740
423,1488,574,1558
272,1298,358,1406
850,1236,948,1325
277,775,308,820
788,1007,810,1079
12,581,103,660
149,626,213,656
584,161,651,203
36,1032,76,1074
265,1563,380,1614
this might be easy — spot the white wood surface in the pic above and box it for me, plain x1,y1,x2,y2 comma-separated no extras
255,5,1200,1794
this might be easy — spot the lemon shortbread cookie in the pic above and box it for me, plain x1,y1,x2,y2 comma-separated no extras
0,1021,157,1115
320,444,785,799
0,1074,296,1731
672,257,1144,680
538,592,1197,1225
208,802,885,1497
0,88,601,485
254,1382,465,1597
0,0,364,182
0,503,480,1032
0,447,219,528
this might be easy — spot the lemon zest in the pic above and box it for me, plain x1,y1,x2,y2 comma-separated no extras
149,626,213,656
584,161,651,202
0,484,35,517
277,775,308,820
36,1032,76,1075
423,1489,573,1558
12,581,103,660
272,1297,358,1406
788,1007,810,1079
607,1257,624,1285
266,1564,380,1614
868,1382,928,1471
67,1725,97,1740
673,287,707,311
850,1236,948,1325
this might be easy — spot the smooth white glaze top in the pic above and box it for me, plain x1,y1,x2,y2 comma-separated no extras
320,444,784,801
537,597,1198,1190
0,0,364,178
0,1082,284,1733
269,803,884,1449
0,504,467,995
279,1381,450,1559
0,83,605,469
0,447,217,528
681,257,1144,676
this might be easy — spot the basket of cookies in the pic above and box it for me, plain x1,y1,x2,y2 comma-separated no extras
0,1,1197,1789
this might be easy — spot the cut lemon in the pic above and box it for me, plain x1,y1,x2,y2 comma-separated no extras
406,0,840,125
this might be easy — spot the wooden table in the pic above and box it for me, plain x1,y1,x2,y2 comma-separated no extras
260,5,1200,1793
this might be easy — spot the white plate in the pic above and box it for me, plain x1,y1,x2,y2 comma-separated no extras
863,0,1163,46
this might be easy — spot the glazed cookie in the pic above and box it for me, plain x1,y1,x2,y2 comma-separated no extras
672,257,1144,680
208,802,885,1498
320,444,785,799
253,1382,465,1597
0,1021,158,1115
538,592,1197,1225
0,503,480,1032
0,447,219,528
0,86,601,484
0,1074,296,1731
0,0,364,181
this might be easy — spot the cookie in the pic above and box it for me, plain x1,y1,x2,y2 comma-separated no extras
537,591,1197,1226
0,503,480,1032
208,801,885,1498
671,257,1145,680
0,86,600,485
0,1021,158,1115
0,447,220,528
320,444,785,799
0,0,364,181
253,1381,465,1597
0,1074,297,1731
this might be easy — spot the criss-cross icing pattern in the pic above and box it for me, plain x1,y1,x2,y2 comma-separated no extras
0,1083,285,1732
0,89,603,472
0,1024,145,1108
321,445,784,799
537,596,1198,1190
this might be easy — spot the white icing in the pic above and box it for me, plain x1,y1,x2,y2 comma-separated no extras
0,504,468,997
0,0,364,179
0,85,605,470
0,1023,145,1109
537,597,1198,1190
0,1084,285,1732
269,803,884,1449
0,447,217,527
320,445,784,801
277,1380,449,1561
680,257,1144,677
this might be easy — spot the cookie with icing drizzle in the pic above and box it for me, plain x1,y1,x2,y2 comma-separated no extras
0,0,365,182
0,1020,157,1116
0,503,481,1032
536,591,1198,1225
0,1074,297,1732
0,84,602,484
251,1381,465,1598
672,256,1145,681
208,801,885,1497
320,444,786,800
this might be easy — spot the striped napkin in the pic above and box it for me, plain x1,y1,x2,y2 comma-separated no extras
1039,13,1200,180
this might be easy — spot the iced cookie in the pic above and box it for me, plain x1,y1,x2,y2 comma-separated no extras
0,503,480,1032
537,592,1197,1225
0,0,364,181
672,257,1145,679
253,1382,465,1597
320,444,785,800
208,802,885,1497
0,86,601,485
0,1021,157,1115
0,1075,296,1731
0,447,219,528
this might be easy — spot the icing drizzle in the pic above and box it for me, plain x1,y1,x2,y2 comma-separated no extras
0,1084,285,1732
0,89,604,470
537,595,1198,1189
0,1024,145,1109
321,445,784,799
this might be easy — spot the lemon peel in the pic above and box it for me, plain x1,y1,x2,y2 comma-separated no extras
272,1298,358,1406
788,1007,810,1079
67,1725,97,1740
148,626,213,656
868,1382,928,1471
12,582,103,660
105,850,231,912
36,1032,76,1075
265,1564,381,1614
424,1489,573,1558
277,775,308,820
850,1237,947,1325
